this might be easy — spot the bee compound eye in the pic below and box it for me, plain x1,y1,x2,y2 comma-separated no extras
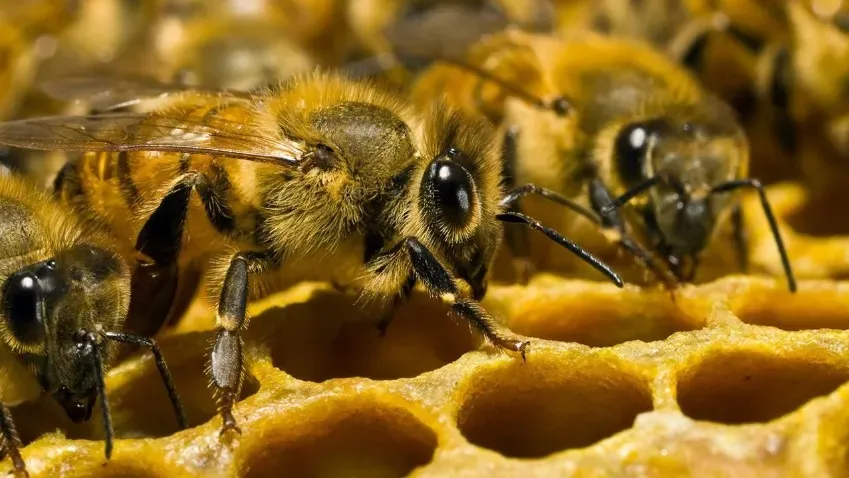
2,271,44,344
614,122,652,185
426,157,475,229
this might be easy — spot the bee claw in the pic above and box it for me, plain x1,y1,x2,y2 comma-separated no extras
519,341,530,362
499,339,531,362
219,412,242,439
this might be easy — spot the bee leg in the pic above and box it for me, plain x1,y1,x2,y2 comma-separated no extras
589,179,678,289
101,332,188,430
211,251,277,436
668,10,763,67
126,181,192,337
668,16,717,72
731,203,749,273
500,126,535,284
375,275,416,336
0,401,25,476
402,237,530,360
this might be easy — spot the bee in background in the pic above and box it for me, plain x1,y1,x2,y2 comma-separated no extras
0,0,83,120
411,30,796,291
0,72,623,436
118,0,318,91
0,0,153,191
142,0,348,71
343,0,555,86
584,0,849,200
0,173,186,476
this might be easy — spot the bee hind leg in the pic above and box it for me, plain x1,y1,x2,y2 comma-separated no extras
210,251,278,437
401,237,530,360
0,401,26,476
126,181,192,338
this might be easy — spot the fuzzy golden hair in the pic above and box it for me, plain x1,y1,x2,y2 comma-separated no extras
0,174,131,358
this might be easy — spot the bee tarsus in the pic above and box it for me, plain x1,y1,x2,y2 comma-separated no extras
0,401,25,476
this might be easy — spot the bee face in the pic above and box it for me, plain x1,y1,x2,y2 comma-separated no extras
416,109,502,299
1,244,129,422
611,101,747,257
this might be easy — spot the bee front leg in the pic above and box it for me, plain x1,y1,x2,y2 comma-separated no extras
375,275,416,336
500,126,534,284
731,203,748,273
210,251,277,437
589,179,678,289
402,237,529,360
0,400,25,476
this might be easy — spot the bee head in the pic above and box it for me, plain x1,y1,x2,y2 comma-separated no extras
0,244,129,422
417,107,502,299
612,105,746,258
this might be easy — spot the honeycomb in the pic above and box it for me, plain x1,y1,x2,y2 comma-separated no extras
1,180,847,477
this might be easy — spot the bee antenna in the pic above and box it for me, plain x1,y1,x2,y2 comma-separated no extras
599,176,662,215
710,179,797,293
83,331,114,460
384,50,572,116
495,211,624,287
102,331,188,429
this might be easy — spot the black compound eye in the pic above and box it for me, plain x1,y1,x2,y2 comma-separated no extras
426,156,476,229
614,122,653,185
2,272,44,345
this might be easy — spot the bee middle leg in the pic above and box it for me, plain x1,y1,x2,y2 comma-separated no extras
210,250,278,436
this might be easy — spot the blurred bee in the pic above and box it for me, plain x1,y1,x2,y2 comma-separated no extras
0,173,186,476
0,72,623,436
411,30,796,290
343,0,555,86
0,0,150,191
142,0,347,70
119,0,318,91
0,0,82,120
581,0,849,197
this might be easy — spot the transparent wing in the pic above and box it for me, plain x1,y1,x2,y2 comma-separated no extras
0,113,301,167
40,76,255,112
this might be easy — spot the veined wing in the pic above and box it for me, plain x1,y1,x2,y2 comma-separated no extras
0,113,301,167
40,76,256,112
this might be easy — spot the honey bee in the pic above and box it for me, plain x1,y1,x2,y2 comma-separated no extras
343,0,555,84
121,0,317,91
582,0,849,196
143,0,348,68
0,72,624,436
0,173,187,476
411,30,796,290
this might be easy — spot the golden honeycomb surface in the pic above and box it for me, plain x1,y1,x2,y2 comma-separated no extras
2,182,849,477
